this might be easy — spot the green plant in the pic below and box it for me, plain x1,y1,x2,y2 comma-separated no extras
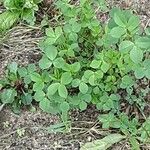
0,0,42,32
0,62,37,113
0,0,150,148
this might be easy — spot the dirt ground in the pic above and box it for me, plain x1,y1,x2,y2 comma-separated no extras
0,0,150,150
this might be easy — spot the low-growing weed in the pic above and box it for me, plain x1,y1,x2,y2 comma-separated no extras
0,0,150,149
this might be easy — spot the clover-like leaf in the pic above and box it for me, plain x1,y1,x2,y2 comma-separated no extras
119,41,134,53
61,72,72,85
58,84,68,98
47,83,60,96
39,98,52,113
114,13,127,27
39,55,52,69
34,90,45,102
1,89,17,104
90,60,101,69
101,61,110,73
79,82,88,94
60,101,70,112
30,72,42,82
79,101,87,111
43,45,58,60
130,47,143,64
110,27,126,38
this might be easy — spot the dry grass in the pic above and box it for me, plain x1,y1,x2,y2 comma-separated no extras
0,24,43,77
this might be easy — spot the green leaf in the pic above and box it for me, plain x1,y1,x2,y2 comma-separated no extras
45,122,66,133
30,72,42,82
90,60,101,69
27,64,36,73
135,37,150,49
130,47,143,64
58,84,68,98
72,22,81,33
129,137,140,150
72,79,81,87
21,93,32,105
1,89,17,104
84,70,94,79
80,0,87,6
46,27,55,37
0,11,20,31
121,75,134,88
79,82,88,94
79,101,87,111
127,15,140,32
55,26,63,38
33,82,44,91
22,9,35,25
61,72,72,85
69,96,80,106
145,69,150,79
69,32,78,41
39,98,52,113
119,41,134,53
114,13,127,27
134,67,145,79
39,56,52,69
101,61,110,73
60,101,70,112
110,27,126,38
34,91,45,102
47,83,59,96
71,62,81,72
53,57,65,68
145,27,150,35
80,134,125,150
8,62,18,74
143,59,150,69
95,70,104,79
18,67,27,77
43,45,58,60
80,94,92,103
89,74,95,86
